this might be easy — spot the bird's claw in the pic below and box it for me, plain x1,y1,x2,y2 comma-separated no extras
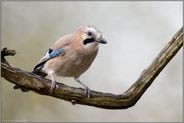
49,81,58,94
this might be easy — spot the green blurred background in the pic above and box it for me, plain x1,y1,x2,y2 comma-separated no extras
2,1,183,122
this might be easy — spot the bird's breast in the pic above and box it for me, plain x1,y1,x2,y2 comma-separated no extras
48,48,99,77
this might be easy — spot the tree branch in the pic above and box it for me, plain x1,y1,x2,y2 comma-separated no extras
1,27,183,109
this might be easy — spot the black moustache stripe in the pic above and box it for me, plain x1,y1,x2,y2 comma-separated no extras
83,38,95,45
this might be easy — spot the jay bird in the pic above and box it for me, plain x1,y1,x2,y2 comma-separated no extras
32,25,107,98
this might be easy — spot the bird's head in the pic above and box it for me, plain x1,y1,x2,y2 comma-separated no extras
75,25,107,49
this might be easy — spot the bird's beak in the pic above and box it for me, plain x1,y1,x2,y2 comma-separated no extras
97,38,107,44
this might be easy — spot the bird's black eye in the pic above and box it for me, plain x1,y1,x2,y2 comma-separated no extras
87,31,93,36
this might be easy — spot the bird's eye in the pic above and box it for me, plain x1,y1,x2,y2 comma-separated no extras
87,31,93,37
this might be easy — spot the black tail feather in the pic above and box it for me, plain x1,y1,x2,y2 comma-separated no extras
32,68,47,77
32,60,48,77
33,70,47,77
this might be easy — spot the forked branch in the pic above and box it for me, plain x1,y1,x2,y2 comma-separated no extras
1,27,183,109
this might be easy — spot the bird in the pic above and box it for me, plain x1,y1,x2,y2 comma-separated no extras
32,25,107,98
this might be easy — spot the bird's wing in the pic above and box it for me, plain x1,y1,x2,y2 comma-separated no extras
32,34,73,76
33,48,65,72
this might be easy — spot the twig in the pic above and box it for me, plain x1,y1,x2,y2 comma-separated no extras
1,27,183,109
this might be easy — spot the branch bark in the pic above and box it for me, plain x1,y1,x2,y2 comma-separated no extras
1,27,183,109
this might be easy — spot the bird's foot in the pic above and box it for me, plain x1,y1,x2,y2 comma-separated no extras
49,81,58,94
74,77,90,98
84,86,90,98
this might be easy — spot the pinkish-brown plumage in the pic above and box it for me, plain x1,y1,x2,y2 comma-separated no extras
33,25,107,97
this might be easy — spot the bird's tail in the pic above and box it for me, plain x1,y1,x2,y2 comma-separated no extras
32,67,47,77
32,70,47,77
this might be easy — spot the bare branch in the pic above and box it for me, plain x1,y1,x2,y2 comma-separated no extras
1,27,183,109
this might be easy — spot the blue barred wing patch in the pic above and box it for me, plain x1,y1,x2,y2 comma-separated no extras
49,48,65,59
33,48,65,75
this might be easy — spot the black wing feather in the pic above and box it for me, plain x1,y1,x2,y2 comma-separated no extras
32,48,64,77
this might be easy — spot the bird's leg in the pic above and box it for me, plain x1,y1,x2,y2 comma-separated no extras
74,77,90,98
49,72,58,94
